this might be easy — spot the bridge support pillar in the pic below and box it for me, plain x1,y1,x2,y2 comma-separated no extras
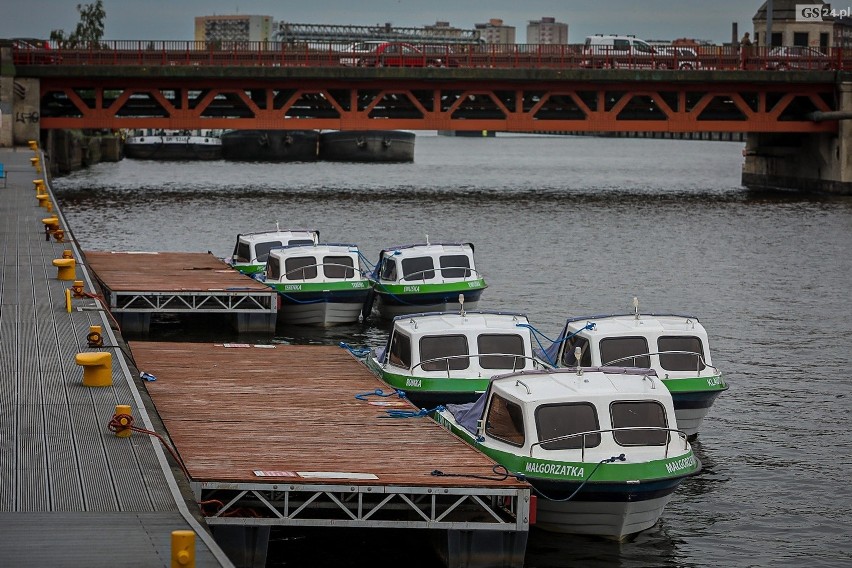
0,45,41,148
742,82,852,195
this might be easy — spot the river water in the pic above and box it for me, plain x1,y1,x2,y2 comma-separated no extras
52,133,851,567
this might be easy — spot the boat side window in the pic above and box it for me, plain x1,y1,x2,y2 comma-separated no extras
439,254,471,278
265,256,281,280
284,256,318,280
323,256,355,279
234,242,251,262
420,335,469,371
478,334,526,370
402,257,435,281
599,337,650,367
388,333,412,367
380,258,397,281
535,402,600,450
254,241,284,262
610,401,668,446
561,335,592,367
658,336,706,371
485,394,525,447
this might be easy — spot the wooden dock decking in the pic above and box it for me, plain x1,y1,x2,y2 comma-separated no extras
84,251,277,334
131,342,527,488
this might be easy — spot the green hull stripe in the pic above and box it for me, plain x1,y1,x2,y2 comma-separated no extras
373,279,487,295
233,264,263,275
661,374,728,393
267,281,370,293
369,362,491,394
435,414,700,482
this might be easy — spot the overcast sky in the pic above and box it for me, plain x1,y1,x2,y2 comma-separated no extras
1,1,762,44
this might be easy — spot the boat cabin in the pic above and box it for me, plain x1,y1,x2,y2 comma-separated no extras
451,367,684,459
373,243,480,284
230,229,319,274
545,313,715,378
264,243,363,284
381,311,541,375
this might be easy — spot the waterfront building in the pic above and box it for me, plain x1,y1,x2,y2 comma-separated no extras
194,14,275,44
475,18,516,44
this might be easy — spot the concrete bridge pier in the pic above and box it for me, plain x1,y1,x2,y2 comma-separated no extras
742,82,852,195
0,45,40,148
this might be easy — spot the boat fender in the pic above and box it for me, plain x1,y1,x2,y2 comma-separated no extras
284,134,294,146
356,136,366,149
259,133,269,147
382,137,392,148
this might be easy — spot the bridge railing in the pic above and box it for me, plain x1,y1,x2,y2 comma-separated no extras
10,40,852,71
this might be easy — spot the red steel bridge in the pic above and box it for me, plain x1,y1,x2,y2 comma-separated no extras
10,40,852,134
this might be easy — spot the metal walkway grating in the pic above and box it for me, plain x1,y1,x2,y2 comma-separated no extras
0,147,230,566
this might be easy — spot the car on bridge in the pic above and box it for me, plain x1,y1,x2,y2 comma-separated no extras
352,41,456,67
764,46,830,70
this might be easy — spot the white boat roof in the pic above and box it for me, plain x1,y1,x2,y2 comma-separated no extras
381,242,475,258
392,311,529,336
238,229,319,245
565,313,708,338
491,367,667,404
268,243,361,257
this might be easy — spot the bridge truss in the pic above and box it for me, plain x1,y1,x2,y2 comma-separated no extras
37,74,839,134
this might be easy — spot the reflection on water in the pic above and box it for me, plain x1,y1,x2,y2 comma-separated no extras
53,133,852,567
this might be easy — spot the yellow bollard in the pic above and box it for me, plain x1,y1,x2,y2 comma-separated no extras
62,250,73,259
75,352,112,387
86,325,103,347
36,193,51,209
28,140,39,151
113,405,133,438
65,288,72,313
71,280,85,298
42,215,59,232
171,530,196,568
33,179,45,191
52,257,76,281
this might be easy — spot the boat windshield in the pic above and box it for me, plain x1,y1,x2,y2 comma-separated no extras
254,240,284,262
478,334,526,369
535,402,600,450
323,256,355,279
610,401,668,446
658,336,706,371
600,336,650,367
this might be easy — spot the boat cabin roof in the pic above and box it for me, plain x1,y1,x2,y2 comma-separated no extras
267,242,361,258
238,229,319,247
564,313,708,339
490,367,665,404
392,310,529,337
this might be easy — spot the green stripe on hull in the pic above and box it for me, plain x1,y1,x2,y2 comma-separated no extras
367,359,490,394
435,414,700,483
267,280,370,293
373,279,487,295
661,374,728,394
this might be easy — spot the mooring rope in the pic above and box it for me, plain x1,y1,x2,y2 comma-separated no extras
530,453,626,502
431,464,526,482
108,412,190,478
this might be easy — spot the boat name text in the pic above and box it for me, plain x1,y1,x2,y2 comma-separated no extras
666,455,697,474
284,284,302,291
524,462,585,478
404,286,420,292
406,378,422,388
707,376,724,387
468,280,482,288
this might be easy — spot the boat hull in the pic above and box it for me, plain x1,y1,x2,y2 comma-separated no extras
664,375,727,437
372,287,485,319
319,130,415,162
530,478,682,539
276,289,370,326
221,130,318,161
124,135,222,160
